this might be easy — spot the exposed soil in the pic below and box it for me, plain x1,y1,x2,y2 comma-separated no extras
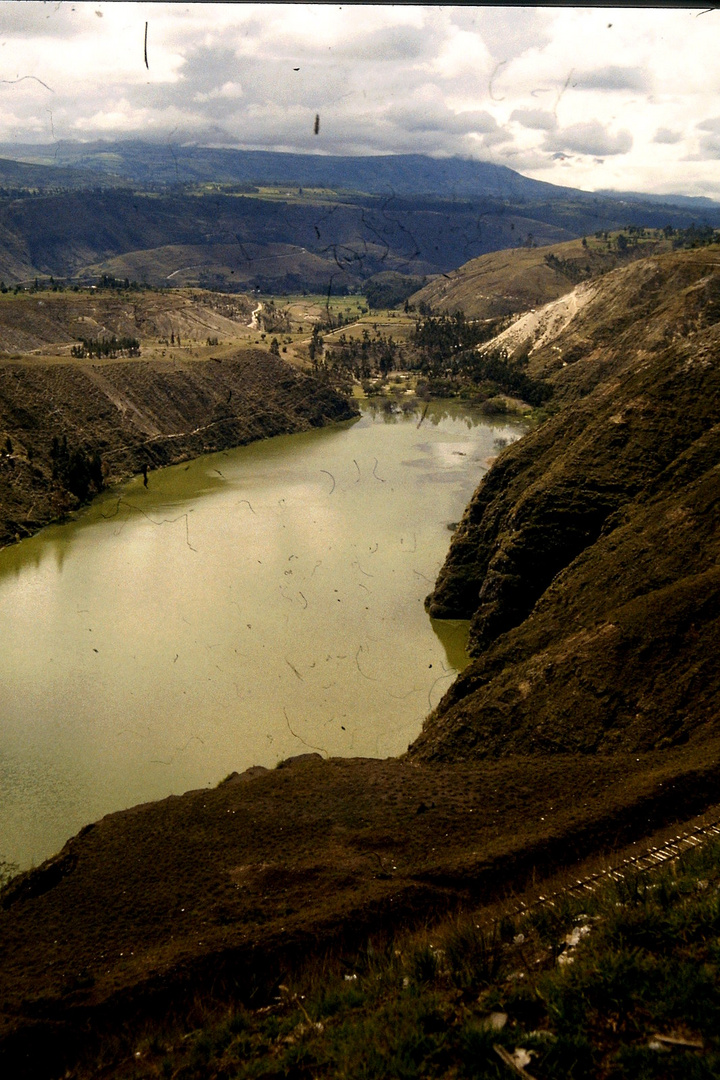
477,277,598,358
0,345,356,547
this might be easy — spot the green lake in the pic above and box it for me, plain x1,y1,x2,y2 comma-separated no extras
0,400,524,870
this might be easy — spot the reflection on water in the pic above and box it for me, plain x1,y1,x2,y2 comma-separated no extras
430,618,472,675
0,400,525,869
362,397,497,429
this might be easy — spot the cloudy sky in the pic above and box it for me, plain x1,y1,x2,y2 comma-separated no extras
0,2,718,198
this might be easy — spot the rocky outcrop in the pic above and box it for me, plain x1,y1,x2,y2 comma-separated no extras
418,248,720,758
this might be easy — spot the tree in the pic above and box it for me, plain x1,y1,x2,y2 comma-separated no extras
0,859,18,888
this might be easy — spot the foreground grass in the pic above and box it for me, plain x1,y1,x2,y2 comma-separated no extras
76,838,720,1079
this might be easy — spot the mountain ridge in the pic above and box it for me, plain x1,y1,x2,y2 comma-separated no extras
0,144,717,292
418,245,720,760
1,141,717,212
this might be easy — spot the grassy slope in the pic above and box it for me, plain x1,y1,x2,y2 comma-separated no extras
74,821,720,1080
409,233,670,319
0,288,256,356
4,750,720,1078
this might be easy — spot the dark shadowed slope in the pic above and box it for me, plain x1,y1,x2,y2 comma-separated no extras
417,247,720,759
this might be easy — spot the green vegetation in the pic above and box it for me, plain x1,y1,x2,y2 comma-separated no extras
590,223,720,253
411,310,509,360
544,250,594,284
365,272,427,310
255,298,293,335
81,837,720,1079
0,275,151,297
317,308,552,409
320,326,400,381
70,335,140,359
409,312,552,405
449,348,553,407
668,223,720,249
50,434,104,502
95,273,149,291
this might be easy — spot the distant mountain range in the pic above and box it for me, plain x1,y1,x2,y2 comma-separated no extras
0,140,717,211
0,140,562,198
0,141,717,291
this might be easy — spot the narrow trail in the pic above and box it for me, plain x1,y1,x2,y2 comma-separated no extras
166,264,205,280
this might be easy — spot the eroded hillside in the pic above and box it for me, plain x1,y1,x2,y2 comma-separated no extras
418,246,720,759
0,348,356,547
0,289,255,356
409,232,671,320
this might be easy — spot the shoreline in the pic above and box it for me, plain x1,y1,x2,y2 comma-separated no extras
0,348,358,550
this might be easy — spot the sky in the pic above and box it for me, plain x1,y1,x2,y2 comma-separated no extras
0,2,718,198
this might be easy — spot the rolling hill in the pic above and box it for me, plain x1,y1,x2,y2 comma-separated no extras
409,231,672,319
0,143,717,293
0,186,576,289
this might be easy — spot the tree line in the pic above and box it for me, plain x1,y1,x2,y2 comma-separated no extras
71,336,140,359
318,308,553,407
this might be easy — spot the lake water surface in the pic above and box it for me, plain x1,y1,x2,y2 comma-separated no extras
0,400,524,870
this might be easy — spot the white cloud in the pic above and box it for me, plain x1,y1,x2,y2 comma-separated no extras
697,134,720,159
510,109,557,132
0,3,715,197
653,128,682,145
574,66,650,92
545,121,633,157
389,104,499,136
430,27,493,80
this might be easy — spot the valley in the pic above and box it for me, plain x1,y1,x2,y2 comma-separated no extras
0,146,719,1078
0,143,718,295
0,399,510,872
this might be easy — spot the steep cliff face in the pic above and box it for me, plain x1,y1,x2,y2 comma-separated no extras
416,248,720,760
0,350,357,546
